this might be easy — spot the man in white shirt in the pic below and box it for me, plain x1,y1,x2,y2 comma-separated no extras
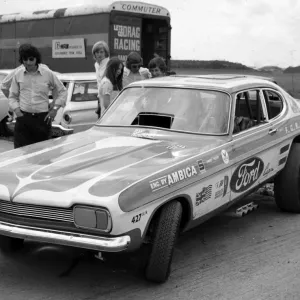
123,52,151,87
9,44,67,148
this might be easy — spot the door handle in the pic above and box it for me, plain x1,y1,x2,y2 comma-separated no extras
269,128,277,135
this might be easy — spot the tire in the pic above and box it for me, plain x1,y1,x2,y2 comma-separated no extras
145,200,182,283
274,143,300,212
0,235,24,253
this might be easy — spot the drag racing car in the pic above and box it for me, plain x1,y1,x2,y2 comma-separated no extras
0,74,300,283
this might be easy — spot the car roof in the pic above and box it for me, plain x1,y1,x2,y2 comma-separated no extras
128,74,279,93
0,69,14,75
57,72,97,81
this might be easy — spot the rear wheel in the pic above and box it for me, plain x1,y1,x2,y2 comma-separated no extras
274,143,300,212
0,235,24,253
145,200,182,283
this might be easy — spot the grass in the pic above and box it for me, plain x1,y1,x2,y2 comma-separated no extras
173,68,300,99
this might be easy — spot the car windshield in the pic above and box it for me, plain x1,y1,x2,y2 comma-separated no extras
98,87,231,134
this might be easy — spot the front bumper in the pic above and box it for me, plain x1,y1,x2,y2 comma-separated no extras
0,221,131,252
51,124,74,137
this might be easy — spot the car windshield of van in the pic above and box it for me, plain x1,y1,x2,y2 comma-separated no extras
98,87,231,134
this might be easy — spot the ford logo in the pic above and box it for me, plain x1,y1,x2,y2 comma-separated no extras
230,157,264,193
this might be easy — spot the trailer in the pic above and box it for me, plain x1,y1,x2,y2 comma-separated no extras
0,1,171,72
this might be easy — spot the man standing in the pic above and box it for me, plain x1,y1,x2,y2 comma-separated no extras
122,52,151,87
9,44,67,148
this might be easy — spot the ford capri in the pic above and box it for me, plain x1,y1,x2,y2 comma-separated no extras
0,74,300,283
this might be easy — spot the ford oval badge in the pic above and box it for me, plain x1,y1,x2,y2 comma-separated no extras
230,157,264,193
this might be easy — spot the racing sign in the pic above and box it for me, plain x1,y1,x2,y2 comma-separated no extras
111,16,141,62
52,38,85,58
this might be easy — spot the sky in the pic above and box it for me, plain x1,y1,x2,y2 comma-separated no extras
1,0,300,68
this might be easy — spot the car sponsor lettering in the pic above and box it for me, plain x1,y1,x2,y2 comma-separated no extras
263,163,274,176
196,185,212,206
230,157,264,193
221,149,229,164
215,175,229,199
206,155,219,164
197,159,206,174
284,122,300,134
150,165,198,192
131,211,147,223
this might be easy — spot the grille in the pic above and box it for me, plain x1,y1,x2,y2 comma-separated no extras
0,200,74,223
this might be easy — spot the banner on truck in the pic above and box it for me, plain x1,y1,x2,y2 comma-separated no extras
52,38,85,58
112,24,141,62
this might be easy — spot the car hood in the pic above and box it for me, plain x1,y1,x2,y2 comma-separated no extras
0,127,227,207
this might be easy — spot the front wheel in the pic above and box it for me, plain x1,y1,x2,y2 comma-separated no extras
274,143,300,212
145,200,182,283
0,235,24,253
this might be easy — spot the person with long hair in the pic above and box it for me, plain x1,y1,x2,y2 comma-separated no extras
123,52,151,87
9,43,67,148
98,57,124,116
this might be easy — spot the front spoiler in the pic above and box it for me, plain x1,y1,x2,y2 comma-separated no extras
0,221,131,252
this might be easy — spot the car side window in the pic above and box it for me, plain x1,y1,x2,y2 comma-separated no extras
262,90,283,119
71,82,98,102
233,89,266,134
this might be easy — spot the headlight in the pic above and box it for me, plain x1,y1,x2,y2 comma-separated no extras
73,206,112,232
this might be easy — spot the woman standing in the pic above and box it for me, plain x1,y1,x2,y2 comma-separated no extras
98,57,124,115
92,41,110,117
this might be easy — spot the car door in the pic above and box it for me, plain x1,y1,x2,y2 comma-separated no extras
260,88,290,177
60,81,99,133
230,88,275,199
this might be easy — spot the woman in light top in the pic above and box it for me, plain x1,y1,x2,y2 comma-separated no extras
98,57,124,116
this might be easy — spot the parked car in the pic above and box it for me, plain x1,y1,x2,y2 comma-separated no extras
0,70,13,136
1,72,99,137
1,74,300,283
52,72,99,135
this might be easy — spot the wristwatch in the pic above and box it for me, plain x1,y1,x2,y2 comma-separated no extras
52,105,60,111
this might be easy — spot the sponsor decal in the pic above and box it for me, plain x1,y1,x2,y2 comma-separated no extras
196,185,212,206
131,211,147,223
230,157,264,193
197,159,206,174
166,144,186,150
221,150,229,164
215,176,229,199
206,155,219,164
263,163,274,176
284,122,300,134
52,38,85,58
132,129,156,139
150,165,198,192
279,157,287,166
280,144,290,154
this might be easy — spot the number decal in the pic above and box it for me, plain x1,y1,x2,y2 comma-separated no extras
131,211,147,223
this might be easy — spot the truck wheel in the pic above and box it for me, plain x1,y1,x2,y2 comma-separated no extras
145,200,182,283
274,143,300,212
0,235,24,253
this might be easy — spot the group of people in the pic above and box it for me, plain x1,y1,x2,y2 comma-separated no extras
92,40,167,117
0,41,168,149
